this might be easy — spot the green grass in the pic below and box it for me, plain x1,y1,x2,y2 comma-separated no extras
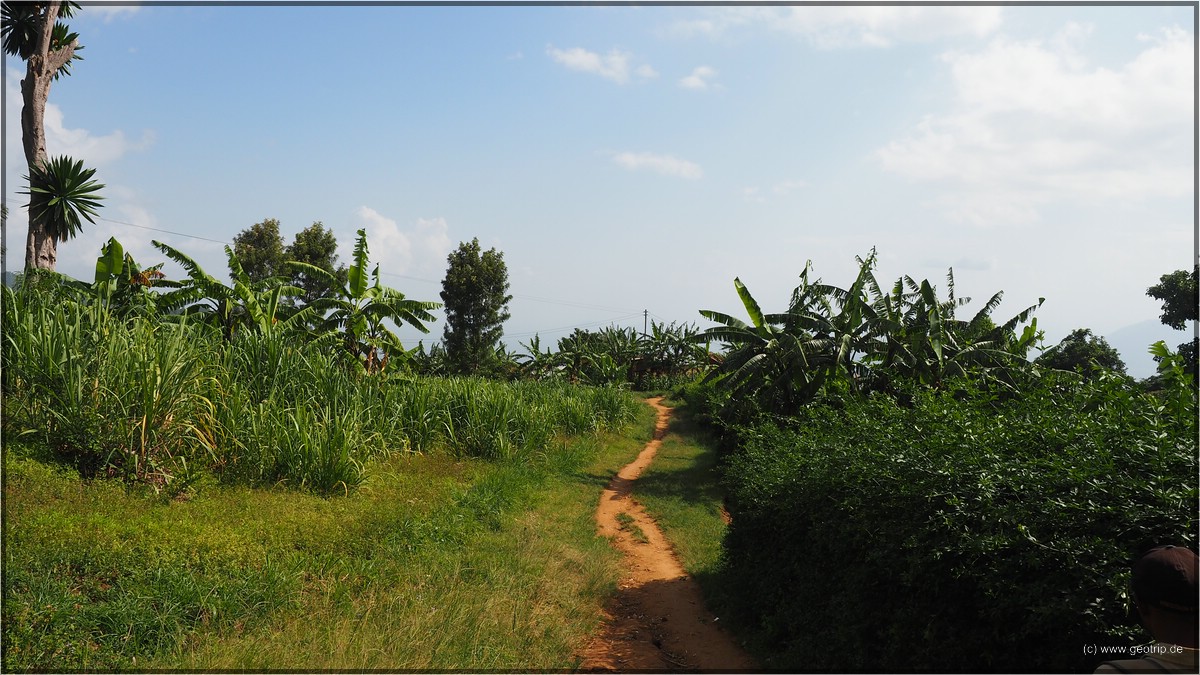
614,512,650,544
631,401,728,577
629,399,755,652
3,402,659,671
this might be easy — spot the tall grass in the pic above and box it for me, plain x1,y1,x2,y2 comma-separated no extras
3,288,641,495
3,291,216,484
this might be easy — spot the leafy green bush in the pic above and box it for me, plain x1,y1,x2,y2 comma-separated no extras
719,372,1197,673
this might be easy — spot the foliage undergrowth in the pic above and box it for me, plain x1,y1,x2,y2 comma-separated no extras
712,373,1197,673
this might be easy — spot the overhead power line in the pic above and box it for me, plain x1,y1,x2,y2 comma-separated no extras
71,216,653,336
94,216,231,245
82,218,648,312
374,269,641,314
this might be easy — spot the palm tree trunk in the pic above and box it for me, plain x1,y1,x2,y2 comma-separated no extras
20,2,77,271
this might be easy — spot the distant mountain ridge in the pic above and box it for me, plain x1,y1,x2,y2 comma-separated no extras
1102,318,1193,380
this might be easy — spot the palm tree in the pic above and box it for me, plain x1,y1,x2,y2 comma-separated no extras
20,155,103,271
3,1,88,271
289,229,440,373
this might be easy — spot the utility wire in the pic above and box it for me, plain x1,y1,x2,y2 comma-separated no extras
85,216,641,313
74,215,652,341
93,215,231,245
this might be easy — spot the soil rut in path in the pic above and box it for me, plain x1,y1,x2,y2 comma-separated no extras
577,398,756,673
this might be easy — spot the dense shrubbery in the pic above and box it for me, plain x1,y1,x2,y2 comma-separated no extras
712,372,1196,673
681,252,1199,672
2,285,640,496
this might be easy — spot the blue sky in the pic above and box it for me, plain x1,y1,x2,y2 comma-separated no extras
3,3,1195,377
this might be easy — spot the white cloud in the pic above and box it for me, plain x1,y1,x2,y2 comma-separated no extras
740,186,765,203
6,71,154,169
546,45,655,84
773,6,1003,48
667,6,1003,47
679,65,718,90
346,207,453,281
664,8,776,40
635,64,659,80
44,103,156,165
876,24,1193,225
612,152,703,180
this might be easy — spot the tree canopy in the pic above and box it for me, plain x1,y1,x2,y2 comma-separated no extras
286,222,346,305
232,218,285,284
440,238,513,377
1147,265,1198,376
1034,327,1127,378
231,219,346,305
1147,265,1198,331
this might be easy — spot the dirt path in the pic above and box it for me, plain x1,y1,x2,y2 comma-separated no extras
576,397,757,673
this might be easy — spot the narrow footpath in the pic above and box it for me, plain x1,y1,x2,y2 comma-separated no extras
576,397,756,672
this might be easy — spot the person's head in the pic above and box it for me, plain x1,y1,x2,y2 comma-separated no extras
1131,544,1199,648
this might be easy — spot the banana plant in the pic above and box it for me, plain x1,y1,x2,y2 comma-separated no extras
698,253,1047,416
153,241,311,341
698,274,835,417
517,334,561,381
633,320,709,386
806,249,885,392
288,229,440,374
864,270,1044,390
91,236,171,317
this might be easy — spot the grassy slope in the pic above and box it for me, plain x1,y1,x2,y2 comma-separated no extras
3,402,658,671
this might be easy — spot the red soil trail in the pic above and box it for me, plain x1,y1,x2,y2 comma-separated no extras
576,397,757,673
